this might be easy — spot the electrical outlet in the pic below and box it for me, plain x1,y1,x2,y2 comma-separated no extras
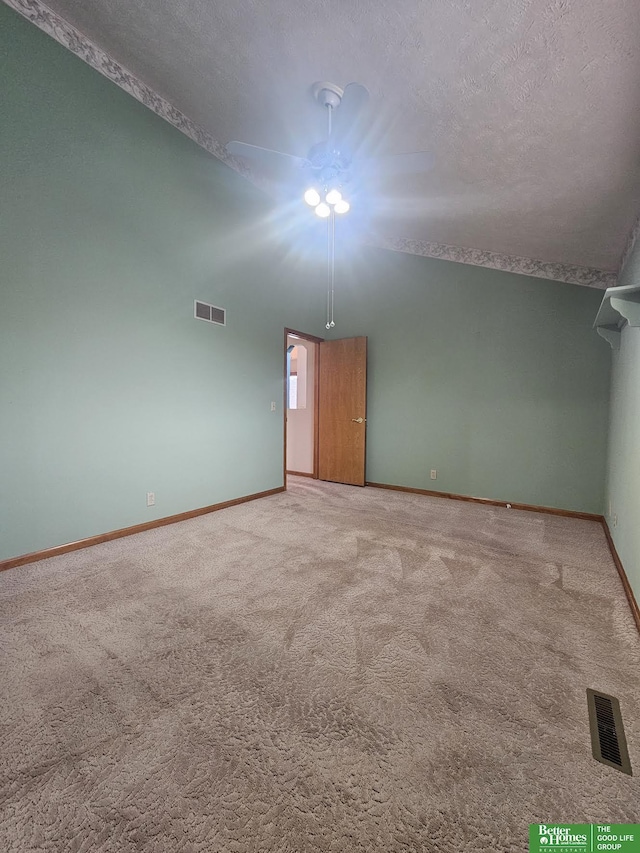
270,401,277,412
613,513,618,528
146,492,155,507
430,469,437,480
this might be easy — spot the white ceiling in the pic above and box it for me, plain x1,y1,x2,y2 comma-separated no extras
24,0,640,275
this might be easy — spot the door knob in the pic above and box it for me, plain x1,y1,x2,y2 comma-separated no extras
351,417,364,423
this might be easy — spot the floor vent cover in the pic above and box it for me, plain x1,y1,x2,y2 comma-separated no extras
587,688,632,775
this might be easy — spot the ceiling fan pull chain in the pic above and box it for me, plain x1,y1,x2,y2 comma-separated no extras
325,210,336,329
324,100,336,330
329,209,336,328
326,212,332,329
326,217,331,330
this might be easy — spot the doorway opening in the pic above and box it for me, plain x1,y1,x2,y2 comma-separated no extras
284,329,322,482
284,329,368,488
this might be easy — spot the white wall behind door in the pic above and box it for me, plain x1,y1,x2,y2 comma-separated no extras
286,335,316,474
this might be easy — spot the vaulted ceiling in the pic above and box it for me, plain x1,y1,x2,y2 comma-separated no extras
7,0,640,286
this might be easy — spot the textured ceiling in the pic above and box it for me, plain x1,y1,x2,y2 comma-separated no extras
20,0,640,273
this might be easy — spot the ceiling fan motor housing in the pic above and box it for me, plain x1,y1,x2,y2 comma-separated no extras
308,140,350,174
312,81,343,110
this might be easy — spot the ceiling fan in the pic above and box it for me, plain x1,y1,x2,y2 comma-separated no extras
226,82,434,327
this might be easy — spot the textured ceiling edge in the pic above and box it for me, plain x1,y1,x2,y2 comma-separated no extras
1,0,252,180
1,0,620,290
618,213,640,282
365,236,617,289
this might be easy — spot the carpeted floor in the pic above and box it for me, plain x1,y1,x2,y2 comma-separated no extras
1,477,638,852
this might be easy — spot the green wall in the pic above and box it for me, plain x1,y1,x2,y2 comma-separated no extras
327,246,610,513
605,242,640,601
0,4,323,561
0,3,614,563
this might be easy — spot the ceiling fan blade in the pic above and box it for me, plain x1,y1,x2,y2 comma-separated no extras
330,83,370,151
226,141,310,179
358,150,435,178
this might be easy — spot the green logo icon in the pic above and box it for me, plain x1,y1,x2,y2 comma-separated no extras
529,825,640,853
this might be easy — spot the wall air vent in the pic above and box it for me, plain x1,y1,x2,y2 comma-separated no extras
194,300,226,326
587,688,632,775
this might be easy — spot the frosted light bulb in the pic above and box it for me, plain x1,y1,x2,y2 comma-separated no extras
304,188,321,207
325,188,342,205
334,199,350,214
315,202,331,218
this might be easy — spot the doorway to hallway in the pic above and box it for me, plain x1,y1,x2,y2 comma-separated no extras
283,329,368,487
284,329,320,479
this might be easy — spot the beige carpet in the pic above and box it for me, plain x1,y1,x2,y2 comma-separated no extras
1,477,639,852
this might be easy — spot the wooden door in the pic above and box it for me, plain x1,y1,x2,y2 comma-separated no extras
318,336,367,486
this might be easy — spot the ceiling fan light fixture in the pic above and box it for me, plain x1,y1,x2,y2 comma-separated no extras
304,187,321,207
229,82,433,331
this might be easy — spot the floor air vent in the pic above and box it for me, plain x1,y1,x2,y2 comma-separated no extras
587,688,632,775
194,300,226,326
